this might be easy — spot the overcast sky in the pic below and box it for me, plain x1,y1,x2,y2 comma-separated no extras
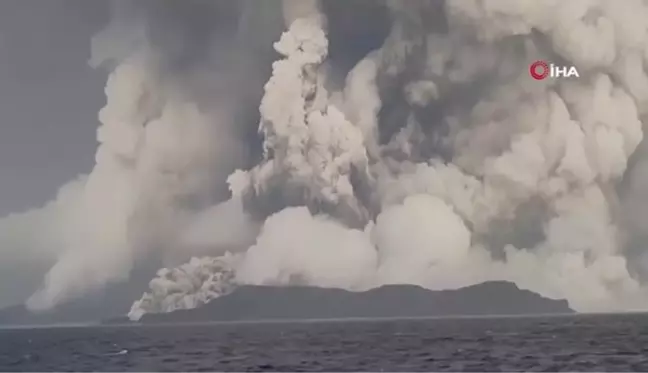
0,0,110,215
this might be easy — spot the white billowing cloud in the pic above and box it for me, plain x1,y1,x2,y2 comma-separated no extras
372,195,471,285
237,207,377,290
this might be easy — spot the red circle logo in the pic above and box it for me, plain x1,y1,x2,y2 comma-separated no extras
529,60,549,80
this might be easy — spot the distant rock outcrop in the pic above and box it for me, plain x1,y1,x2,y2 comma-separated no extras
105,281,574,324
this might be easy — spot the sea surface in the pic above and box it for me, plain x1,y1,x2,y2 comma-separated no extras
2,313,648,371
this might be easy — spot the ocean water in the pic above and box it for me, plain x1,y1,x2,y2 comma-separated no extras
1,314,648,371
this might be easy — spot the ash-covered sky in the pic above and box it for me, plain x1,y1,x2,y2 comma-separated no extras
0,0,108,215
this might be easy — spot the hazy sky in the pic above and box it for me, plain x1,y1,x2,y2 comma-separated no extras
0,0,110,215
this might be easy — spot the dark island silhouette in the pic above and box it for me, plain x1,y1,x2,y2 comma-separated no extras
107,281,574,324
0,281,574,326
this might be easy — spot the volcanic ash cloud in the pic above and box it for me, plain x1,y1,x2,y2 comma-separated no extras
2,0,648,317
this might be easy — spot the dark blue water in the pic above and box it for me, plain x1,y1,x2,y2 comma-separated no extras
2,314,648,371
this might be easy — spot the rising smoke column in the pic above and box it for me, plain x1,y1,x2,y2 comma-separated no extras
0,0,284,311
26,1,272,310
229,6,374,228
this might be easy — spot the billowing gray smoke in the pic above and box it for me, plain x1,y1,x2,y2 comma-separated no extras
127,253,240,320
0,0,277,310
2,0,648,318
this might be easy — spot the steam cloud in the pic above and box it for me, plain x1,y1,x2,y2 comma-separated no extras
2,0,648,318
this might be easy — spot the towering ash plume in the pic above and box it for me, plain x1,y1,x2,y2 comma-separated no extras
2,0,648,316
0,0,280,310
25,10,244,309
229,2,373,228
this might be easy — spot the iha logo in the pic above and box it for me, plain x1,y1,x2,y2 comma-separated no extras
529,60,580,80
